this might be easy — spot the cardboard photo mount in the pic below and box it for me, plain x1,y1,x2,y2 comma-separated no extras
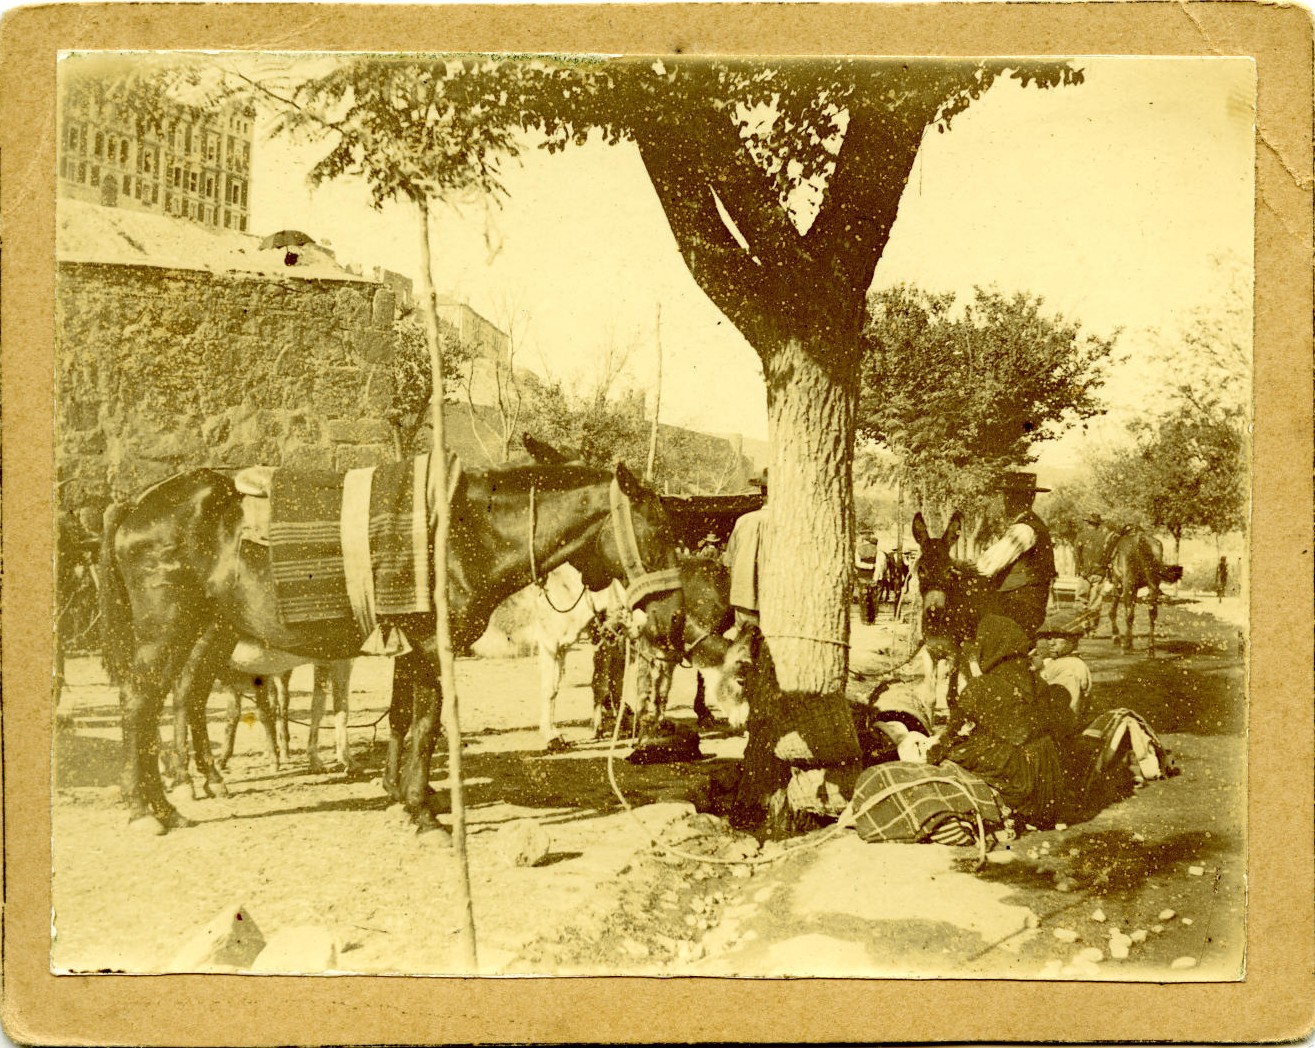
2,3,1312,1044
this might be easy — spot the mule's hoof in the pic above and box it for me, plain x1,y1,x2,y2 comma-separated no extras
159,809,196,829
130,815,168,836
208,780,230,799
307,759,326,775
544,736,572,755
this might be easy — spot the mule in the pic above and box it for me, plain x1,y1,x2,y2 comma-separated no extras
100,453,687,835
218,656,357,776
547,556,734,744
1078,523,1183,655
908,511,993,709
166,652,357,801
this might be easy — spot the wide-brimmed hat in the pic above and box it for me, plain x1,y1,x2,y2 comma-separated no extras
997,471,1049,494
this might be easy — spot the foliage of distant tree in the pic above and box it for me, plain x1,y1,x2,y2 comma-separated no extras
1089,400,1246,558
859,284,1117,535
1087,257,1249,556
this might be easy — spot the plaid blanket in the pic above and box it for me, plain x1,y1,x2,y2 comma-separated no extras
851,760,1003,844
269,454,458,626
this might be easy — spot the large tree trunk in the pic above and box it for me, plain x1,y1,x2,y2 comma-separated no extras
732,336,862,830
760,336,858,695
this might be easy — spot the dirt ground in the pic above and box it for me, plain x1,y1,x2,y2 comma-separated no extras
50,594,1246,980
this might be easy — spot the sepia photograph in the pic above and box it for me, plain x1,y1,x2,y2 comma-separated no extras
44,47,1260,985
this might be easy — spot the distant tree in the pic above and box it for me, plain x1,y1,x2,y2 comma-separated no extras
1092,258,1250,557
860,285,1117,542
387,313,478,457
1090,399,1246,560
1041,479,1099,546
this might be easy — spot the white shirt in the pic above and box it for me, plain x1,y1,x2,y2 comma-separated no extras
975,522,1037,578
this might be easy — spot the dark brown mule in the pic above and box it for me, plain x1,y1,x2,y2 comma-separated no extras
910,511,993,707
1078,524,1183,655
100,454,687,835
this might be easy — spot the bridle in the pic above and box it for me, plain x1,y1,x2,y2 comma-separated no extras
527,476,685,644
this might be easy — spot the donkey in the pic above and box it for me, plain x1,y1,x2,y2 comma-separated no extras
100,452,688,836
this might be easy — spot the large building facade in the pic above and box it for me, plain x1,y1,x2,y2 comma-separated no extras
59,95,255,232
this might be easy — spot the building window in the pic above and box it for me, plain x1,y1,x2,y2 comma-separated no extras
223,210,230,229
90,164,100,186
241,142,250,166
240,182,247,207
239,215,247,232
120,140,129,165
206,134,217,162
94,131,103,158
141,149,154,174
65,123,77,149
150,184,158,205
205,174,214,199
184,126,192,153
77,161,86,183
122,174,131,194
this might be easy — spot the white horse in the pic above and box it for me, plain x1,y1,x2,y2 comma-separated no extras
219,644,358,774
533,565,627,752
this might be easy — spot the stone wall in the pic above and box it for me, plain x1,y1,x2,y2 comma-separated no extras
56,261,403,515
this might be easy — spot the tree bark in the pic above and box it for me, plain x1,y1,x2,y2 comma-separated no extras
760,336,859,696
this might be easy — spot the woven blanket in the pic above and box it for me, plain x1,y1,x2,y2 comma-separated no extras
269,453,459,626
851,760,1002,844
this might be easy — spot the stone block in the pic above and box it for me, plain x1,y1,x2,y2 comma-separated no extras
282,443,335,471
356,327,395,364
371,287,395,329
166,903,266,972
325,418,392,445
333,443,393,471
495,818,551,868
250,925,339,973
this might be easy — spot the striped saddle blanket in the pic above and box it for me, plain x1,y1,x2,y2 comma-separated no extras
265,453,460,633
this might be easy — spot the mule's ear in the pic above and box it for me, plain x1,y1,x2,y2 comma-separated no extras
615,461,648,501
522,433,569,465
944,510,963,547
912,512,930,548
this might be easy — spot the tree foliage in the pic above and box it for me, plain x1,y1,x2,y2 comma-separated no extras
1090,399,1246,545
859,284,1117,513
1088,257,1249,546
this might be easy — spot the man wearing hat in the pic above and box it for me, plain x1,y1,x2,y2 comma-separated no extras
974,471,1057,645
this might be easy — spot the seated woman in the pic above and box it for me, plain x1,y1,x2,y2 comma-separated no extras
926,613,1080,829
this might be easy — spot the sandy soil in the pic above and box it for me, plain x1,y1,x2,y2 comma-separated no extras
51,595,1246,980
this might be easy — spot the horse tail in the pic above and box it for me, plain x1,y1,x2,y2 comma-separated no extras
98,502,135,688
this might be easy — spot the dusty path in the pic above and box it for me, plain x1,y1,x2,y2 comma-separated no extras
51,595,1245,979
512,598,1248,980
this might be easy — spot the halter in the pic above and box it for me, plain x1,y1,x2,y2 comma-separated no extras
526,476,683,614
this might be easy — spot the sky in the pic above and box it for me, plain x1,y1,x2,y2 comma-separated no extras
247,56,1255,475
